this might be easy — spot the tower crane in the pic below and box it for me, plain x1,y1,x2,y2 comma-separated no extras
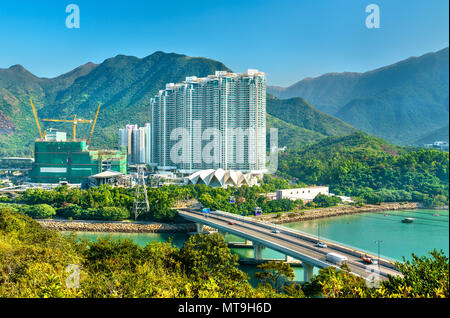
87,103,101,146
41,115,92,141
29,98,102,143
29,98,43,139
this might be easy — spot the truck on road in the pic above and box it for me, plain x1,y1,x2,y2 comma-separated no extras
326,252,348,265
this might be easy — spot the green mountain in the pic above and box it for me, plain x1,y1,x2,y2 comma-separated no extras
266,113,325,149
0,52,359,156
268,47,449,145
278,132,449,206
266,95,356,137
0,52,231,156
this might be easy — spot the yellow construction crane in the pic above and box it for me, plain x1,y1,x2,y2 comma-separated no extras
29,98,101,142
29,98,43,139
87,103,101,146
41,115,92,141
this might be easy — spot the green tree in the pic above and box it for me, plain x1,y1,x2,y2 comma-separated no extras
254,261,295,293
380,249,449,298
22,204,56,219
177,233,252,296
147,189,176,220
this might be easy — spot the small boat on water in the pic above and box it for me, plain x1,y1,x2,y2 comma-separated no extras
433,213,440,216
402,217,414,223
384,214,389,216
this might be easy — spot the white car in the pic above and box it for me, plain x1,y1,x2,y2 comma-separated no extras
316,241,327,248
271,229,280,234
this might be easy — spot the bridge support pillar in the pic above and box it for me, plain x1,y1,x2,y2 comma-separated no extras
285,255,294,263
303,263,314,282
253,242,264,260
195,223,204,234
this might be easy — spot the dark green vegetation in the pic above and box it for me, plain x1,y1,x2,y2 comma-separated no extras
3,203,57,219
254,261,302,296
13,185,170,221
1,208,447,298
303,250,448,298
10,181,308,221
0,208,277,297
0,202,130,221
268,47,449,145
3,173,343,221
312,194,342,208
265,94,359,148
278,133,449,207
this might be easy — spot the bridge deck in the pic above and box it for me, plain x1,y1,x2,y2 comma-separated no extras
178,208,401,280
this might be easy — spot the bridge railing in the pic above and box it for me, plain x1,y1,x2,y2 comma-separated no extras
211,209,397,266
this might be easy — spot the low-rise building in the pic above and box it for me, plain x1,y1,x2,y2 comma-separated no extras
276,186,329,202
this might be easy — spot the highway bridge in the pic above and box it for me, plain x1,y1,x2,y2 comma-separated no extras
178,207,401,283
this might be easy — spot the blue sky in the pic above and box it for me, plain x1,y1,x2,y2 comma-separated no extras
0,0,448,86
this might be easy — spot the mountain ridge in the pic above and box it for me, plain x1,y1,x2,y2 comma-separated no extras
268,47,449,145
2,51,350,156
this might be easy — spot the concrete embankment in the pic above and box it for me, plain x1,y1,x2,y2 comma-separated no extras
37,219,196,233
253,202,420,224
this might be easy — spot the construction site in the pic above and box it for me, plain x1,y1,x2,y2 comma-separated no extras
27,99,127,186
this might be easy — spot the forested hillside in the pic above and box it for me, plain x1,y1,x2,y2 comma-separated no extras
0,52,230,156
277,133,449,207
269,48,449,145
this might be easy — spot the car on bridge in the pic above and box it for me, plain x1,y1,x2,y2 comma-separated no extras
361,255,378,265
271,229,280,234
228,222,236,225
316,241,327,248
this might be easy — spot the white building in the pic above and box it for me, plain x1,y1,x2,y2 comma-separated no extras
276,186,330,202
150,70,266,174
185,169,259,188
145,123,153,166
119,124,150,165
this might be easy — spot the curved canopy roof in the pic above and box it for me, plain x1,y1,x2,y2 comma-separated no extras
186,169,253,187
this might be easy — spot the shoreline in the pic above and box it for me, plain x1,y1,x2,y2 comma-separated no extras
37,202,438,233
37,219,196,233
252,202,422,224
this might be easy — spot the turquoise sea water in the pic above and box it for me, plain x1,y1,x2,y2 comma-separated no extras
67,209,449,283
284,209,449,261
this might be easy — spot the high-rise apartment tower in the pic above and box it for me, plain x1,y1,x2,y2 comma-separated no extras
150,70,266,173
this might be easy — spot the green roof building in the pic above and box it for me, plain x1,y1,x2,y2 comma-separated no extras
30,137,127,184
